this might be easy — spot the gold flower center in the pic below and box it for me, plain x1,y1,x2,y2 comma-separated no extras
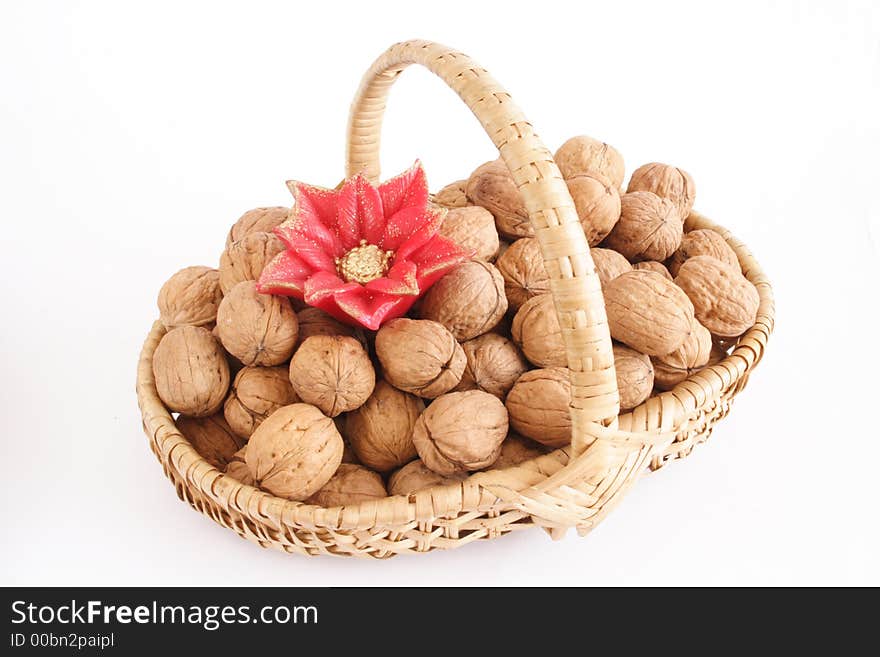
335,240,393,284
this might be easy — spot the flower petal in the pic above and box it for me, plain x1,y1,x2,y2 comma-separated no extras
303,271,360,305
410,235,474,289
287,181,339,231
379,160,428,217
391,207,446,260
357,175,386,245
336,174,363,251
332,288,415,331
256,251,312,297
274,211,344,272
364,259,419,296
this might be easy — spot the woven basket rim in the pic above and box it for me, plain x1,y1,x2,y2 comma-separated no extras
136,209,774,533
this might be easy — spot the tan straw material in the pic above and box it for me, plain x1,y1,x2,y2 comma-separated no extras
136,40,774,557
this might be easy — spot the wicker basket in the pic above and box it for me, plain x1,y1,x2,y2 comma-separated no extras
136,40,774,557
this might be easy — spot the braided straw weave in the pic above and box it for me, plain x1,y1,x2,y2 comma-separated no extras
136,40,774,557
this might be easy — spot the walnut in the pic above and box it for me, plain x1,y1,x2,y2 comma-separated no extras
225,446,255,485
433,179,470,208
465,159,533,239
489,434,546,469
343,380,422,472
223,366,298,438
651,320,712,390
295,307,364,348
604,191,683,262
341,440,359,464
212,324,245,375
245,403,343,501
219,232,284,294
387,459,467,496
591,247,631,287
496,237,550,311
419,261,507,341
633,260,673,280
288,335,375,417
176,413,244,469
153,326,230,416
555,135,625,188
216,281,298,366
511,294,566,368
438,206,500,261
375,319,465,398
505,367,571,447
668,228,739,277
613,344,654,410
226,206,289,247
412,390,508,475
604,270,695,356
675,256,759,338
157,266,222,329
566,174,621,245
305,464,386,507
455,333,529,400
627,162,695,221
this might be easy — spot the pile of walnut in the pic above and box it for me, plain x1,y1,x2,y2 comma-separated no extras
153,136,759,507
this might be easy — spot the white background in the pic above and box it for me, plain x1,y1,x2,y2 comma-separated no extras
2,0,878,586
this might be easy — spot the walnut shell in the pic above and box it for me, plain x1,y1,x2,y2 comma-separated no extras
465,159,533,239
216,281,298,366
245,403,343,501
489,434,546,469
675,256,759,338
419,261,507,341
455,333,529,400
566,174,621,246
212,323,245,375
412,390,508,475
223,366,298,438
555,135,625,188
153,326,230,416
344,380,422,472
219,232,284,294
157,266,222,329
505,367,571,447
226,206,289,247
305,464,387,507
387,459,467,496
225,446,255,485
438,206,500,261
627,162,696,221
604,270,695,356
375,318,465,398
604,191,683,262
651,320,712,390
433,179,470,208
591,247,632,287
496,237,550,311
288,335,375,417
295,307,364,348
176,413,245,470
633,260,673,280
667,228,740,277
511,294,566,368
341,440,359,464
612,344,654,411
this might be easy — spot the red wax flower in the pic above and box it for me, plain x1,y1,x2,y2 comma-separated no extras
257,162,472,330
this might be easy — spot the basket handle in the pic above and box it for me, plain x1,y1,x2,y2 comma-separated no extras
346,40,619,452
